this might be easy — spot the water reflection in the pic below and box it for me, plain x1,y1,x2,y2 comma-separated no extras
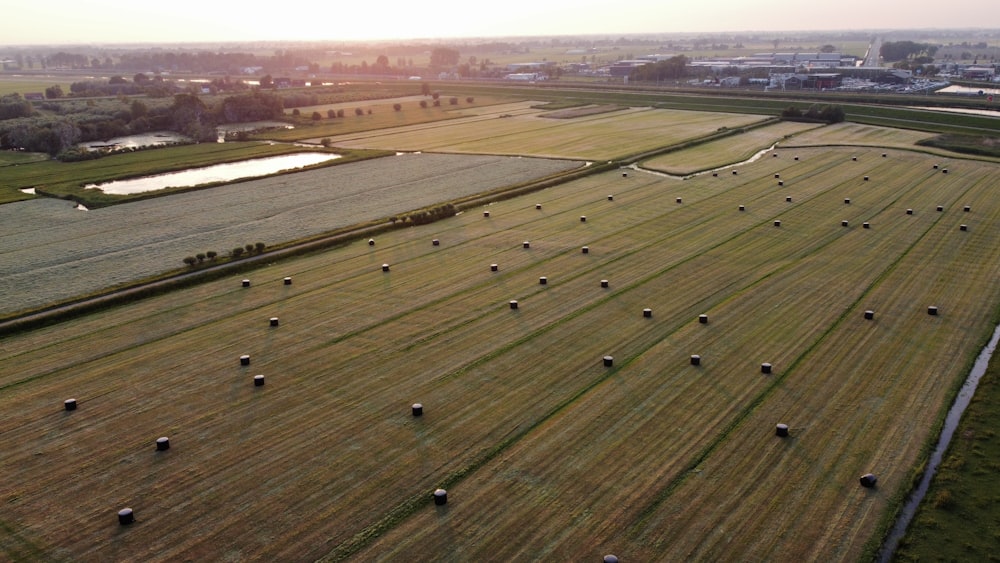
85,153,341,195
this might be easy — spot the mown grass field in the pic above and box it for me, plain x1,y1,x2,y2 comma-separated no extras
642,121,822,175
322,105,769,160
0,153,581,318
2,143,998,561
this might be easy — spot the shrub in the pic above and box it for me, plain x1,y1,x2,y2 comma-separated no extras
327,109,336,118
336,109,345,118
196,253,206,263
449,97,458,105
232,247,245,258
254,242,266,253
292,108,301,116
320,138,331,147
244,244,255,254
466,97,474,103
311,111,322,121
433,99,441,107
393,103,402,111
206,250,218,261
354,108,364,116
183,256,197,267
419,100,428,108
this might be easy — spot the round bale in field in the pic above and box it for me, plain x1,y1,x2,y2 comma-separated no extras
269,317,279,327
860,473,878,488
483,211,490,218
603,355,614,367
600,279,609,288
608,195,614,201
863,222,870,229
433,488,448,505
775,423,789,437
491,263,499,272
539,276,547,285
739,205,745,211
536,203,542,209
64,398,77,411
864,310,875,320
960,224,968,232
156,437,170,451
928,306,939,316
676,197,683,204
254,374,265,387
699,314,709,324
283,277,292,285
906,209,913,215
761,363,773,374
844,198,851,205
523,241,530,249
412,403,423,416
118,508,135,526
432,239,440,246
643,308,653,318
580,215,587,222
774,220,781,227
842,220,849,227
382,263,390,272
368,238,375,246
240,354,251,366
604,556,620,563
242,279,251,288
582,246,590,254
509,300,518,310
690,354,701,366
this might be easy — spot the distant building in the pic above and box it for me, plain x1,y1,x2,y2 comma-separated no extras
962,66,995,80
609,60,651,77
24,92,45,101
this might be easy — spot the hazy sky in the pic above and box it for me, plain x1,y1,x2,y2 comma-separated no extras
5,0,997,45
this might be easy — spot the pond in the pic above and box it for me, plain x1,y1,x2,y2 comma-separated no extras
78,131,191,151
85,152,341,195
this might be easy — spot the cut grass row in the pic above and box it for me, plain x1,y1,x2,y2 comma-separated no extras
2,147,998,561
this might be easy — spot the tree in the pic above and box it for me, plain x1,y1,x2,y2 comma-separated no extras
820,44,836,53
254,242,266,253
260,74,273,89
311,111,322,121
206,250,218,261
430,47,460,68
44,85,63,99
183,256,198,267
375,54,389,69
420,82,431,96
327,109,336,118
320,138,331,147
130,99,148,120
245,244,255,254
354,108,364,116
420,100,428,108
196,253,206,263
393,103,402,111
134,73,150,84
232,247,245,258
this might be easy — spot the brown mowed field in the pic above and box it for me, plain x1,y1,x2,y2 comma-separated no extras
2,147,999,562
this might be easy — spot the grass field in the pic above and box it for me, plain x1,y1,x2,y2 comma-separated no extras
2,144,998,561
895,337,1000,560
321,105,769,160
642,121,822,175
0,153,581,317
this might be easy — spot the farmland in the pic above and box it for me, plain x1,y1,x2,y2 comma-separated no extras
2,139,999,562
319,104,769,160
0,153,583,317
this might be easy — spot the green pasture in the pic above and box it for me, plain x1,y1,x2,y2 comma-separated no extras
642,120,822,175
324,106,769,160
2,145,998,561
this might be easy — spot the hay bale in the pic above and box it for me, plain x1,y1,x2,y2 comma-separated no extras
739,205,745,211
242,279,251,288
483,211,490,218
842,220,849,227
928,306,939,316
64,398,77,411
778,181,784,186
539,276,547,285
433,488,448,505
773,153,778,158
600,279,609,288
761,363,772,374
690,354,701,366
937,206,944,212
863,222,870,229
509,300,518,310
942,169,949,174
603,356,614,367
852,156,858,161
580,215,587,222
582,246,590,254
240,355,250,366
774,220,781,227
864,310,874,320
794,156,799,161
699,314,708,324
960,224,968,231
536,203,542,210
732,170,738,175
864,176,869,181
523,241,530,249
622,172,628,178
491,264,499,272
432,239,440,246
775,423,789,437
254,374,265,387
844,198,851,204
604,556,620,563
412,403,423,417
785,195,791,202
774,173,780,179
860,474,878,488
283,277,292,285
156,437,170,451
608,195,614,201
368,238,375,246
676,197,683,204
712,172,718,177
964,205,971,212
906,209,913,215
933,164,939,169
270,317,279,327
382,263,390,272
118,508,135,526
643,308,653,318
